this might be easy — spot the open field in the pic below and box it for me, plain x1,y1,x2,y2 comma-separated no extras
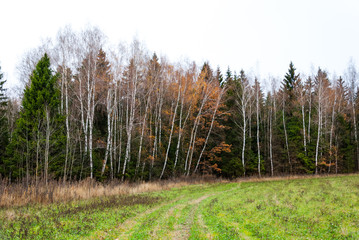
1,175,359,239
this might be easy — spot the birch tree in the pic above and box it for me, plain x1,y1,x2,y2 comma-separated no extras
314,68,330,174
122,39,147,181
235,70,252,176
254,78,262,177
346,61,359,170
54,26,76,182
75,26,104,179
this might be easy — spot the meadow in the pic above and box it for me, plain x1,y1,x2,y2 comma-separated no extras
1,175,359,239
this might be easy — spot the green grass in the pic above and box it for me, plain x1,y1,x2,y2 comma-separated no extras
1,175,359,239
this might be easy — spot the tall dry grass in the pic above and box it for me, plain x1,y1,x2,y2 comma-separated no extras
0,175,222,208
1,173,352,208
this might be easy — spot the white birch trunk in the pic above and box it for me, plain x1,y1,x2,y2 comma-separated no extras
282,96,291,173
160,86,180,179
301,89,307,155
122,70,137,181
194,87,224,173
242,104,246,176
136,93,151,177
329,87,337,173
269,100,274,176
185,93,207,175
256,84,261,177
44,107,50,185
308,87,312,143
101,88,113,175
315,105,321,175
173,90,185,174
64,69,70,182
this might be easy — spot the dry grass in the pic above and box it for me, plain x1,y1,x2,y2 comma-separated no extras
0,175,222,208
1,173,354,208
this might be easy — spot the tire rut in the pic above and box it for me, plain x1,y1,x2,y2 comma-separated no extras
114,197,182,239
171,194,212,240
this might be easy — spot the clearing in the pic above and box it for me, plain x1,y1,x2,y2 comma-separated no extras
1,175,359,239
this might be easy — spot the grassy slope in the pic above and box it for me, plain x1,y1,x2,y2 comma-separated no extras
1,175,359,239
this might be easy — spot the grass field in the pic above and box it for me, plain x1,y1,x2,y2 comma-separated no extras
1,175,359,239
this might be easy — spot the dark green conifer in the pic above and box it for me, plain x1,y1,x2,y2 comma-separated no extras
6,54,65,181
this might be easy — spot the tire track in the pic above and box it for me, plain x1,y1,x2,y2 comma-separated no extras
115,197,182,239
171,194,212,240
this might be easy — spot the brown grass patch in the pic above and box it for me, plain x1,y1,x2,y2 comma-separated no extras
1,173,353,208
0,175,221,208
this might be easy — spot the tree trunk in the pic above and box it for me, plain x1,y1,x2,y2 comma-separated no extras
117,103,123,174
282,96,291,173
194,87,224,173
160,85,180,179
64,68,70,182
101,89,112,175
315,105,321,175
44,107,50,185
135,93,151,177
308,88,312,143
185,93,207,175
329,87,337,173
242,103,247,177
173,91,185,175
174,101,191,175
122,71,137,181
301,94,307,155
256,85,261,177
269,101,274,176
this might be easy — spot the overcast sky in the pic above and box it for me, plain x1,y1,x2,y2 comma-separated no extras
1,0,359,91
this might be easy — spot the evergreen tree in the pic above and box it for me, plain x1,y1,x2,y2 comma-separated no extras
215,66,224,87
200,62,213,82
6,54,65,182
279,62,303,173
0,66,9,176
283,62,300,99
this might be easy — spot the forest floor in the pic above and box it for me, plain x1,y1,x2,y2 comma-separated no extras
1,175,359,239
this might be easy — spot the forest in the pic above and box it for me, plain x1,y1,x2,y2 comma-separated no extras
0,25,359,183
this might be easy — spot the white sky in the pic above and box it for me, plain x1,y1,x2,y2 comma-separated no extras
1,0,359,91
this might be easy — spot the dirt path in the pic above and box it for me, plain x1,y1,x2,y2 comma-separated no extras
110,194,216,239
170,194,212,240
115,197,182,240
110,184,237,239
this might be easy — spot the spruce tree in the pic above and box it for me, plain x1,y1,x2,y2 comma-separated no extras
283,61,299,98
215,67,224,87
6,54,65,182
280,62,303,173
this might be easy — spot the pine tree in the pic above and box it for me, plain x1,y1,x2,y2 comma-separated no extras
6,54,65,182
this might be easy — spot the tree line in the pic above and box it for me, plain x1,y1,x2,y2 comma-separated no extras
0,26,358,183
